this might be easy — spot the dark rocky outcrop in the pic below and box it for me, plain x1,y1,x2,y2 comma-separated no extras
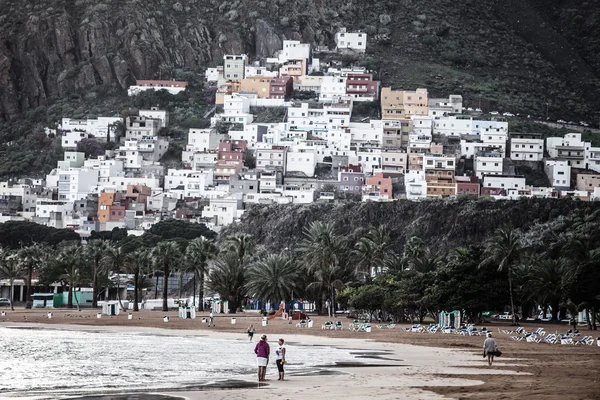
0,0,599,121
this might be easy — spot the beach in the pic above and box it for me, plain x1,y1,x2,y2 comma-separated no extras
1,309,599,400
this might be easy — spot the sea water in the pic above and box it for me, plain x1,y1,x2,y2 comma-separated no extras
0,327,357,398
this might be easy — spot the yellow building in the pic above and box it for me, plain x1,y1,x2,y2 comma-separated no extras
381,88,428,119
239,76,273,98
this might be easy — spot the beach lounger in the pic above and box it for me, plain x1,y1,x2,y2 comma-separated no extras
296,319,307,328
535,334,557,344
560,337,574,345
335,321,343,330
322,321,334,330
511,335,524,341
575,336,593,345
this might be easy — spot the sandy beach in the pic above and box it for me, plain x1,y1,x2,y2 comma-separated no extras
1,309,599,400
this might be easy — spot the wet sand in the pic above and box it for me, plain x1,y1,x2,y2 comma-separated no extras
1,309,599,399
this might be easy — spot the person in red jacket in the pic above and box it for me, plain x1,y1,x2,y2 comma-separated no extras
254,334,270,381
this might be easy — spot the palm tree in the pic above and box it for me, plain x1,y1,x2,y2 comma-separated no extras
185,237,217,310
17,243,46,303
57,245,83,310
84,239,109,308
102,245,127,311
523,258,572,320
479,226,524,324
0,248,22,311
299,221,350,315
206,252,247,314
306,261,355,317
354,225,395,278
151,241,181,312
123,248,152,312
246,253,299,307
222,233,255,265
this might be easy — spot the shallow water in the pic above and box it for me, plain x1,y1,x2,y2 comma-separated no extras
0,327,358,399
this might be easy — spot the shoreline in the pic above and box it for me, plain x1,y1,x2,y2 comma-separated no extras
1,309,599,399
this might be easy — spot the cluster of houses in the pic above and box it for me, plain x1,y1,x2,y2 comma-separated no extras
1,28,600,235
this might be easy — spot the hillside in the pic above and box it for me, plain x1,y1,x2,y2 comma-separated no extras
226,199,600,256
0,0,598,122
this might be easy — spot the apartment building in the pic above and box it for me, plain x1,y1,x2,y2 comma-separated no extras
269,76,293,99
455,176,480,198
125,116,161,140
240,76,273,98
223,54,247,81
335,28,367,52
474,151,504,179
381,88,428,119
545,159,571,190
286,148,317,177
256,145,288,173
510,132,544,161
483,175,527,191
319,76,347,102
345,72,379,102
428,95,463,116
365,173,392,200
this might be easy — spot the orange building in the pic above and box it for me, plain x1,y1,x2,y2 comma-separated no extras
215,81,241,104
98,192,124,223
279,58,306,82
366,173,393,199
381,87,428,119
240,76,273,98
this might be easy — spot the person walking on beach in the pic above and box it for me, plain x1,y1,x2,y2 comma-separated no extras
483,332,498,366
254,334,270,382
209,311,214,327
275,338,286,381
248,324,255,341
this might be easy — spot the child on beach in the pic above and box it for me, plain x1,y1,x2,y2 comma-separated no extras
275,338,286,381
248,324,255,341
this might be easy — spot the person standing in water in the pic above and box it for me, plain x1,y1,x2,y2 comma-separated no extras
254,334,270,381
247,324,255,341
483,332,498,366
275,338,287,381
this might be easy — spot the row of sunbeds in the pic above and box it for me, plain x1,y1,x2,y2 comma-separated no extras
504,327,596,345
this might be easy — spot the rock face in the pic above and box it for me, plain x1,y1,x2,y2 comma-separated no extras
0,0,599,120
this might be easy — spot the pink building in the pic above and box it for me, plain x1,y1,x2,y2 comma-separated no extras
270,76,294,99
346,72,379,100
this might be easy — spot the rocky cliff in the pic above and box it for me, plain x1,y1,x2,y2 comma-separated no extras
0,0,599,121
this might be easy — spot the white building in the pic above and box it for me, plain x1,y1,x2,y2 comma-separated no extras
202,198,243,227
286,148,317,177
139,108,169,128
83,157,124,184
125,116,161,140
319,76,347,102
412,116,433,136
205,67,223,82
127,80,187,96
60,117,121,147
277,40,311,63
182,128,222,165
474,152,504,179
335,28,367,52
460,139,487,158
428,95,463,117
546,133,588,169
510,133,544,161
0,181,37,213
472,120,508,136
57,168,99,201
483,175,527,190
481,131,508,156
57,152,86,169
103,176,161,192
245,64,278,78
586,145,600,173
404,170,426,200
256,145,288,173
432,116,472,136
545,160,571,190
164,169,214,199
34,199,74,228
211,95,254,126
